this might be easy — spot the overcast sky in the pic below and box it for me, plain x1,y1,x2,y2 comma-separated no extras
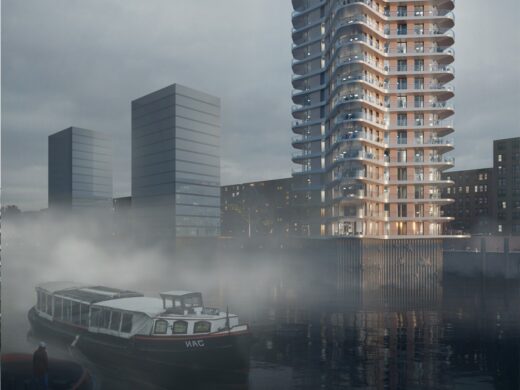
2,0,519,211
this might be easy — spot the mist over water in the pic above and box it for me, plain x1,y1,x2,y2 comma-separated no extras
3,213,520,389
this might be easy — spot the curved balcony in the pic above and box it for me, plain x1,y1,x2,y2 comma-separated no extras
292,166,325,176
292,150,322,163
333,111,389,131
292,134,323,148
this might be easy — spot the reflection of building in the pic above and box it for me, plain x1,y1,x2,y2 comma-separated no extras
48,127,113,210
221,178,302,238
493,137,520,235
291,1,456,238
441,168,492,234
131,84,221,242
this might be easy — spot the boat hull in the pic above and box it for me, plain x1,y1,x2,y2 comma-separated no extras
28,307,251,375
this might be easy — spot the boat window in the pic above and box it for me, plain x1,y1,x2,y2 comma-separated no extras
110,311,122,331
101,310,111,329
183,295,202,308
45,294,53,315
37,291,43,310
154,319,168,334
193,321,211,334
71,302,81,324
172,320,188,334
80,304,89,327
54,297,63,320
121,313,133,333
63,299,72,322
90,308,101,327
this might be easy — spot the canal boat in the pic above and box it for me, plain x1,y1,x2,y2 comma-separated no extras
28,282,251,374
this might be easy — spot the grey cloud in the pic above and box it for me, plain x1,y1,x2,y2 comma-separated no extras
2,0,519,210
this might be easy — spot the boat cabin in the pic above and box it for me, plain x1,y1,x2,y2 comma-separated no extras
159,291,203,314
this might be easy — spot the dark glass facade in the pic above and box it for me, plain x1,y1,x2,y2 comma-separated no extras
48,127,112,210
131,84,220,239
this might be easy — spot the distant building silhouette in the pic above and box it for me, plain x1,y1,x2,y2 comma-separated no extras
131,84,221,243
48,127,113,211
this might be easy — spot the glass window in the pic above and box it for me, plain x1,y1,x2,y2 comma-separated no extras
415,6,424,16
54,297,63,319
414,96,424,108
90,308,101,327
194,321,211,334
121,314,133,333
397,78,408,90
397,60,407,72
71,302,81,324
414,59,424,71
63,300,71,322
397,130,408,144
397,41,407,54
415,41,424,53
414,77,424,90
172,320,188,334
397,6,407,17
110,311,122,331
397,24,407,35
397,114,407,126
398,186,408,199
101,310,111,329
397,96,407,108
154,319,168,334
80,304,89,327
414,24,424,35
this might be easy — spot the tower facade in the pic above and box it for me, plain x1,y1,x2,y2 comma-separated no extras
131,84,221,242
291,0,455,238
48,127,113,210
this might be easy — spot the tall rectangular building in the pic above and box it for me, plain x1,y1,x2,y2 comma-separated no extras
48,127,113,210
291,0,456,238
494,137,520,235
131,84,221,241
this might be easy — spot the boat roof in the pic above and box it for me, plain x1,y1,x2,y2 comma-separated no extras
93,297,165,317
160,290,199,297
38,282,143,304
37,281,87,293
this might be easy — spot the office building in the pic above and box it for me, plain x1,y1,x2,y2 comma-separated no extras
441,168,493,234
494,137,520,235
131,84,221,241
48,127,113,210
221,178,302,238
291,0,456,238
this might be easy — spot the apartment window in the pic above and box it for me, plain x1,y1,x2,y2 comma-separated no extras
415,167,424,180
475,185,479,193
415,131,424,144
498,224,502,233
414,95,424,108
397,24,408,35
414,23,424,35
397,130,408,144
415,204,424,217
498,154,502,162
397,113,408,126
414,59,424,71
414,5,424,16
414,77,424,90
397,95,407,108
397,41,407,54
397,6,407,17
398,204,408,217
415,41,424,53
397,149,407,163
414,113,424,126
397,77,408,90
397,59,407,72
398,168,408,181
398,186,407,199
415,185,424,199
415,150,424,162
